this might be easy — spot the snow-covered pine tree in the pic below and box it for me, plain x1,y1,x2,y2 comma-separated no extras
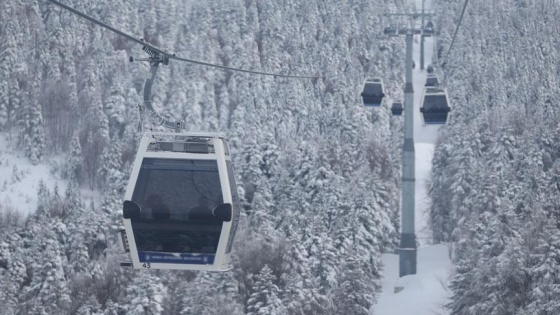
246,264,287,315
104,77,126,137
0,17,20,130
18,229,71,315
18,79,46,164
65,134,84,183
178,272,243,315
97,137,124,190
332,254,376,315
0,232,27,315
124,271,167,315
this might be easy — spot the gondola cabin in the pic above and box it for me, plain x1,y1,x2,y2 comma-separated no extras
120,132,240,271
420,87,451,125
423,21,434,37
425,74,439,87
383,26,398,37
427,65,434,73
361,78,385,107
391,101,403,116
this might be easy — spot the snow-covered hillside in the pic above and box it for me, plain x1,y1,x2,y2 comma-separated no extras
0,134,66,216
1,0,405,314
374,244,451,315
372,0,452,313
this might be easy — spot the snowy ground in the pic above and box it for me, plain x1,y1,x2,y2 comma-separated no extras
0,134,105,218
374,244,451,315
0,133,66,216
371,0,453,314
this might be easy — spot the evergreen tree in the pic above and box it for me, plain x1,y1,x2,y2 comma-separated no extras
75,296,104,315
332,255,376,315
125,272,166,315
0,19,19,129
0,232,27,315
179,272,243,315
523,219,560,315
65,135,84,183
246,265,287,315
104,78,126,137
97,137,124,190
19,228,72,315
306,232,337,314
19,79,46,164
281,237,330,315
0,55,9,129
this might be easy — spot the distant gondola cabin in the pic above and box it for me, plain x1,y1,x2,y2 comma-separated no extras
425,74,439,87
361,78,385,107
120,132,240,271
391,102,403,116
423,21,434,36
420,88,451,125
427,65,434,73
384,26,398,37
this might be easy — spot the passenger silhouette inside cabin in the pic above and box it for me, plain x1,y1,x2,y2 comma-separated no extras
144,193,170,220
189,196,213,220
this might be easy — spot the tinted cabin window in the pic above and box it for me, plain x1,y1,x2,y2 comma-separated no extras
424,95,449,111
131,158,224,254
426,78,438,86
363,83,382,96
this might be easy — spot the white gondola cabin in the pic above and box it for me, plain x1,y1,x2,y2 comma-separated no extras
361,78,385,107
391,101,403,116
420,87,451,125
120,132,240,271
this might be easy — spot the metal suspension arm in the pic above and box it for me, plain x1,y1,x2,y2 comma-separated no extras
137,46,184,132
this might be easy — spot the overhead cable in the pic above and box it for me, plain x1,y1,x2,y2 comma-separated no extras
46,0,338,79
441,0,469,68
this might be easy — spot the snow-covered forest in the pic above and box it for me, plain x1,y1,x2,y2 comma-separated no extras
3,0,560,314
0,0,407,314
430,1,560,314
